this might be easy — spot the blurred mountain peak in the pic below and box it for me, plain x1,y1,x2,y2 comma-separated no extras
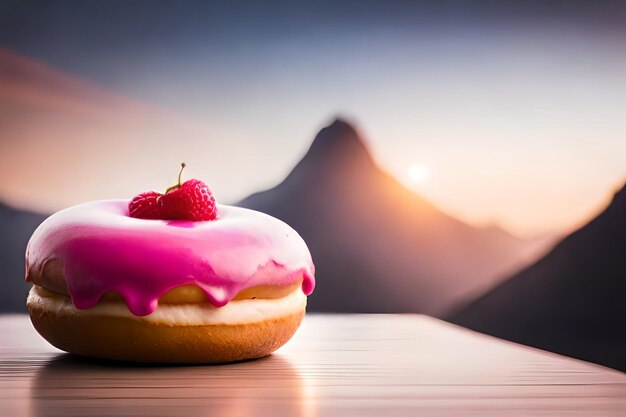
239,119,551,315
303,118,373,165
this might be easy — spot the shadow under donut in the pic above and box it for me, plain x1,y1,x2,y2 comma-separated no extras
31,353,310,417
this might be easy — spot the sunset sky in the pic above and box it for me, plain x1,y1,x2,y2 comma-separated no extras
1,1,625,237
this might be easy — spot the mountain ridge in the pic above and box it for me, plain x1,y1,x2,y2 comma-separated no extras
239,119,550,315
448,181,626,370
0,201,46,312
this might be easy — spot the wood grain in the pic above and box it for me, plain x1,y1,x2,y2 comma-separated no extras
0,314,624,416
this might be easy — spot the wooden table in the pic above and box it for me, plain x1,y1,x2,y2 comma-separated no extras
0,314,624,416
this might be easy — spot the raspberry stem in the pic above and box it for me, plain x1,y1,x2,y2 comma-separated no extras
165,162,186,193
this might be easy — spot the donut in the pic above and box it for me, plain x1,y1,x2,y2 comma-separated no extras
25,200,315,363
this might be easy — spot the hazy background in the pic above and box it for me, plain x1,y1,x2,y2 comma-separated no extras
0,1,625,370
1,0,625,237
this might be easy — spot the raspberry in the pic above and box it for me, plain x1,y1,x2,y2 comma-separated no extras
127,163,217,221
161,179,217,221
128,191,163,219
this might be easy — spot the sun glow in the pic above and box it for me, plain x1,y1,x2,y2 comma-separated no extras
409,162,430,184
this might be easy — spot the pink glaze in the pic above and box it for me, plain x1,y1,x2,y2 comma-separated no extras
26,200,315,316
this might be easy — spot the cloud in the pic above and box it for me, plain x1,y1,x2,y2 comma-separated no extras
0,47,254,211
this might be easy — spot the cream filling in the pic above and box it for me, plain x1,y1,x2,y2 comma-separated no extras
27,286,307,326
